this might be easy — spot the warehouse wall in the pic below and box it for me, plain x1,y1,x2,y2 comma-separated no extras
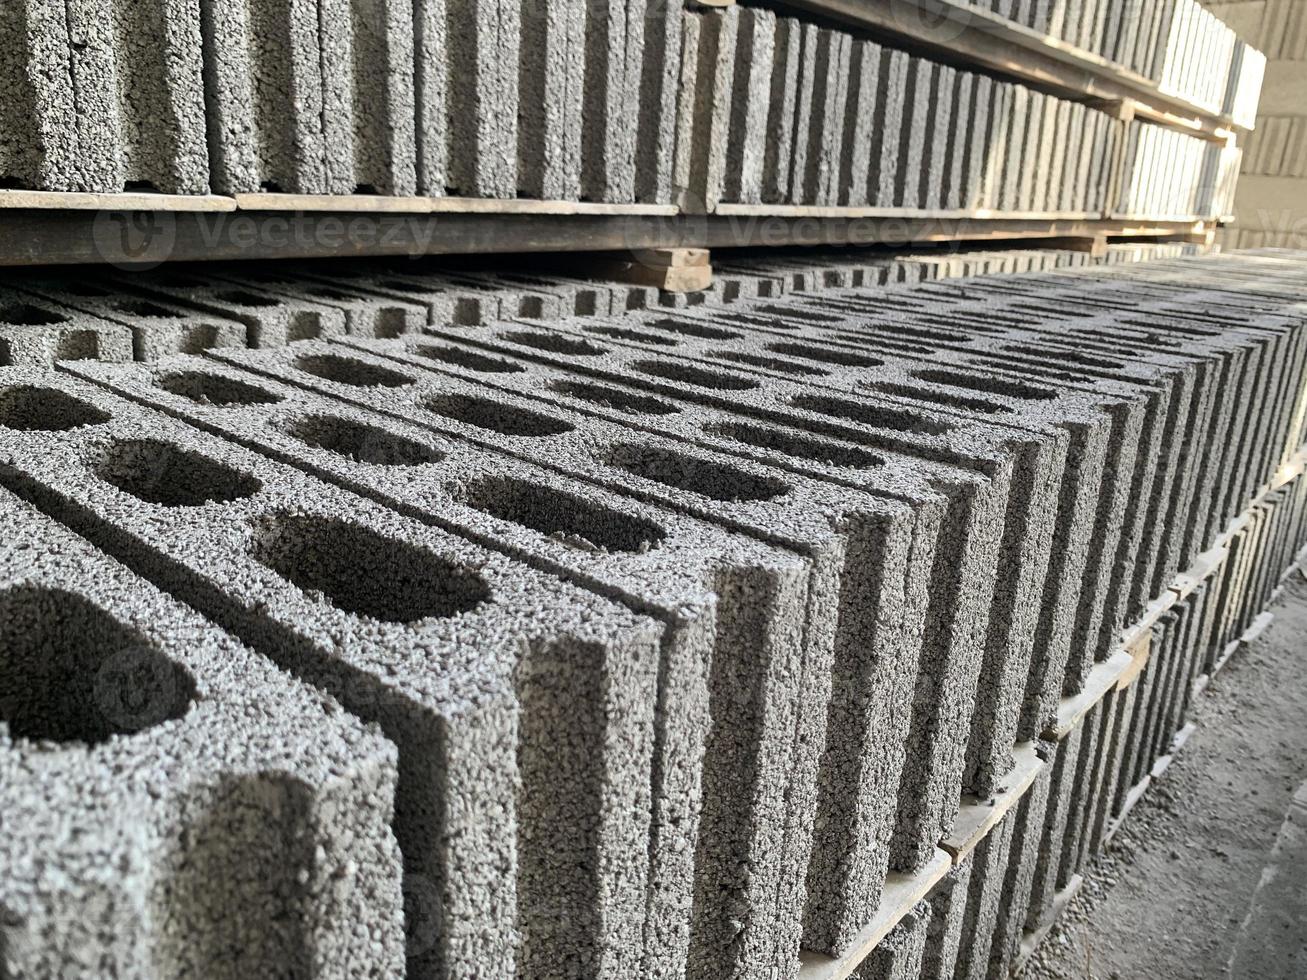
1204,0,1307,248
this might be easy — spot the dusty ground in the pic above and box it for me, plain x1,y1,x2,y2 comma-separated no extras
1026,571,1307,980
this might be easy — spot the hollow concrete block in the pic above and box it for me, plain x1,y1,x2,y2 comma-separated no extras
0,485,407,978
0,286,134,365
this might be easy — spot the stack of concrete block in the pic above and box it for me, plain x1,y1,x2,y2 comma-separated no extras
963,0,1264,120
677,6,1121,212
1116,120,1241,218
0,0,209,193
2,250,1305,978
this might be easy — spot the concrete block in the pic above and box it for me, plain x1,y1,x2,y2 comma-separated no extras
919,862,974,980
952,808,1018,980
581,0,646,202
516,0,585,200
800,29,850,206
761,17,803,205
1024,726,1081,930
635,0,682,203
12,277,247,360
838,40,883,207
203,339,883,979
723,8,777,205
0,1,80,191
678,8,738,211
0,485,407,977
111,269,349,348
871,49,910,206
851,900,932,980
895,58,935,209
922,65,956,211
0,286,134,365
0,371,663,978
942,69,975,211
67,353,816,980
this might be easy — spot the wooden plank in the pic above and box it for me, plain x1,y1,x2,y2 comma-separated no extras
1170,544,1229,600
234,194,681,216
1045,651,1135,741
1120,590,1180,652
0,210,1223,266
0,190,237,212
1117,630,1153,691
796,850,952,980
942,742,1044,863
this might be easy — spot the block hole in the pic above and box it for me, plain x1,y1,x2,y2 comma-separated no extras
459,475,665,553
155,274,210,289
765,341,883,368
302,286,355,301
645,317,742,341
582,325,679,347
371,309,411,339
249,513,489,623
0,586,196,746
96,439,263,507
157,370,283,406
789,393,954,435
294,354,414,388
0,303,67,326
281,414,444,466
178,325,226,355
516,297,547,319
864,322,970,344
909,368,1056,401
605,442,789,503
424,393,573,437
717,312,800,331
416,344,526,374
61,283,112,298
287,314,326,342
378,279,437,295
548,379,680,416
861,380,1011,415
54,330,102,361
755,304,842,324
0,385,110,430
215,290,279,309
113,299,176,318
499,330,606,356
704,420,883,469
632,359,759,391
832,330,933,356
1002,345,1124,370
711,350,827,377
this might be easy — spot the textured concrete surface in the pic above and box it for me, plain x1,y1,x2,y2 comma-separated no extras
0,250,1304,979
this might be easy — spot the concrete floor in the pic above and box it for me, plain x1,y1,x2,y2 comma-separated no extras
1027,571,1307,979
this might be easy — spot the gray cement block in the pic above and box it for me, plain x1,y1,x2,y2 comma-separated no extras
516,0,584,200
201,340,882,979
852,900,932,980
66,354,816,980
952,808,1018,980
798,29,850,206
760,17,802,205
110,269,348,348
922,65,956,211
635,0,682,204
894,58,934,209
837,40,882,207
723,8,777,205
363,322,1037,872
581,0,646,203
870,49,909,207
941,69,974,212
0,484,407,978
199,0,328,194
0,1,80,191
12,278,247,360
919,862,974,980
678,8,737,212
0,286,134,365
0,371,663,979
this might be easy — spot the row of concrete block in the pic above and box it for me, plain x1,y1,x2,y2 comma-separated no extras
679,6,1122,211
0,0,1245,214
858,467,1307,980
1,250,1303,979
0,0,677,200
0,241,1212,367
1116,120,1242,218
966,0,1265,123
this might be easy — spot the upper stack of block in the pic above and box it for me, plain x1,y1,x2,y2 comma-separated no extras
0,0,1264,224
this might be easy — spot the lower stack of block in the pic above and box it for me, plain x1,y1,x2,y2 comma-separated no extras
0,249,1304,980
